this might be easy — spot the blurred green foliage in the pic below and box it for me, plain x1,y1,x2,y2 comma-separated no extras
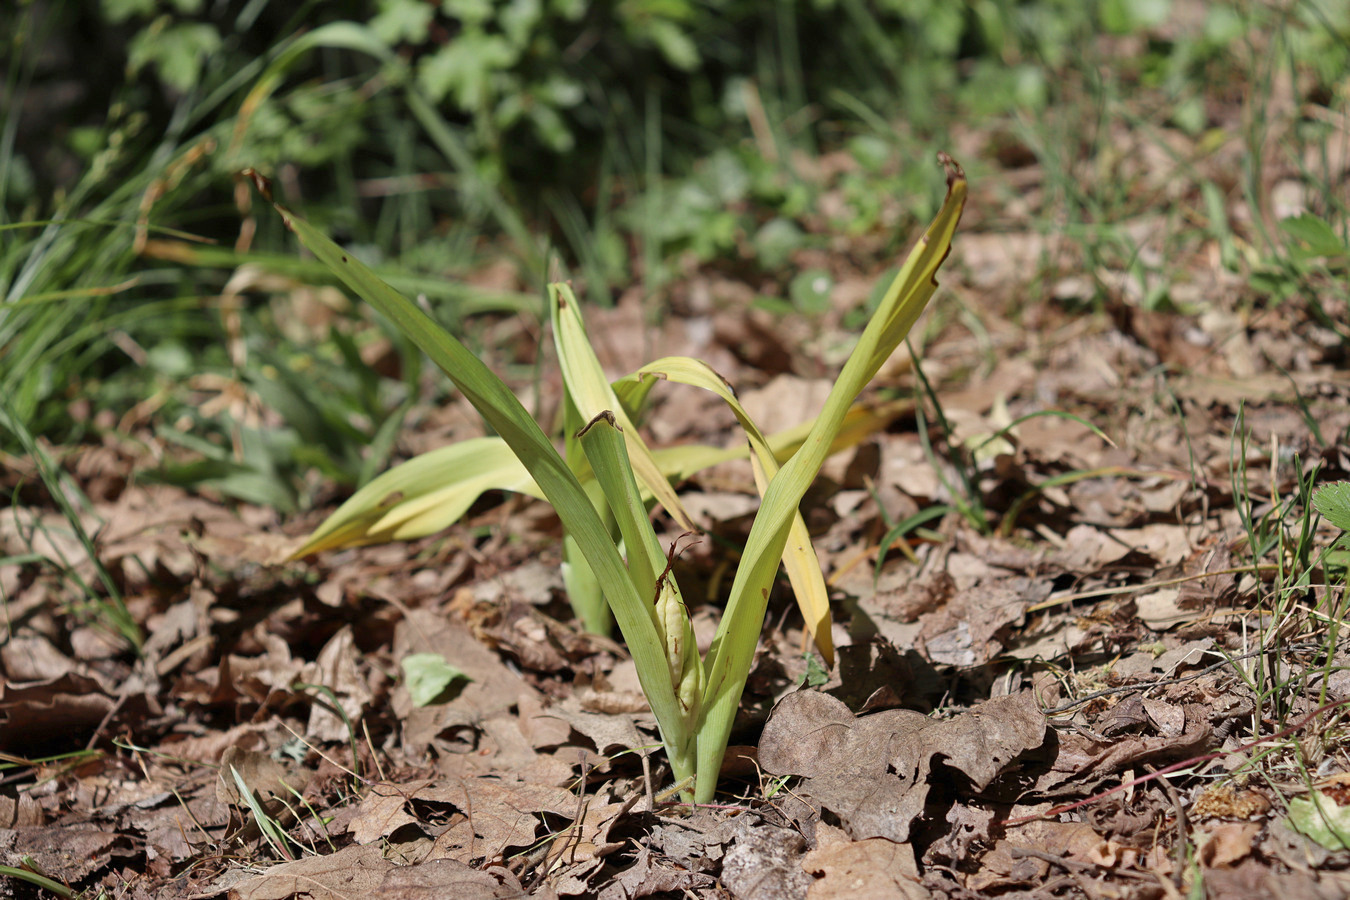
10,0,1204,220
2,0,1345,508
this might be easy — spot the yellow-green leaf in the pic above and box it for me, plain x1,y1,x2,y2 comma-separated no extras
550,283,696,532
252,176,684,755
291,438,539,557
617,356,835,667
692,156,967,803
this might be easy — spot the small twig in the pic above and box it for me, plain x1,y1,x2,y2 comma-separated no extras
1005,697,1350,826
641,749,656,813
653,532,700,603
1042,649,1266,715
1027,564,1279,614
1007,846,1155,881
537,751,592,878
1147,763,1190,889
1007,845,1095,872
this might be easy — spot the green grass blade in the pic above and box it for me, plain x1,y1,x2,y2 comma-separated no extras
693,158,967,802
0,865,74,899
255,178,684,741
577,411,697,784
577,412,666,606
562,530,612,635
550,283,696,532
559,390,613,635
616,356,835,666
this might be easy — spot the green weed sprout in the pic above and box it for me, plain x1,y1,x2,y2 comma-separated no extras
254,156,965,802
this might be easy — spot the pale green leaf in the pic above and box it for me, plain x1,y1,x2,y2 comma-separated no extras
292,397,908,557
1313,482,1350,533
616,356,835,667
401,653,470,706
550,283,696,532
576,411,698,777
291,438,539,557
1287,792,1350,851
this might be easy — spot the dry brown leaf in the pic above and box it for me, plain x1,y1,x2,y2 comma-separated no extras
967,840,1049,892
0,794,44,829
229,843,395,899
1199,821,1261,868
1054,524,1133,572
759,691,1048,842
533,694,648,757
0,672,116,751
1039,704,1213,793
348,781,428,845
925,802,998,865
302,625,372,743
1,633,80,681
0,827,134,885
405,778,582,863
1108,523,1193,568
917,578,1038,667
721,818,812,900
1142,697,1186,737
596,844,716,900
374,858,545,899
1177,541,1241,609
801,834,930,899
394,610,543,764
1201,859,1350,900
189,632,305,714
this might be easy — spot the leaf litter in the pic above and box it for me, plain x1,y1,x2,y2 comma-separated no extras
7,70,1350,900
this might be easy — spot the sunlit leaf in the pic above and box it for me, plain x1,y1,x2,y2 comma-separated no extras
401,653,470,706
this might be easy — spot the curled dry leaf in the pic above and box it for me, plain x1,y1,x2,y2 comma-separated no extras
1199,821,1262,868
595,844,717,900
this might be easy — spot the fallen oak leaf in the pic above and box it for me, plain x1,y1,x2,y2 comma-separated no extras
800,832,930,900
227,843,394,900
374,858,548,899
759,691,1049,843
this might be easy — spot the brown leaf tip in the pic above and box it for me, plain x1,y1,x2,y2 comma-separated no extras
243,167,274,202
937,152,965,186
713,368,737,397
576,409,620,438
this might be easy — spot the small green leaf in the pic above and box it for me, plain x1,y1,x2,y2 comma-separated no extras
370,0,435,44
1287,792,1350,850
1313,482,1350,534
402,653,470,706
128,22,222,93
790,269,834,315
646,19,699,71
1280,214,1347,258
798,653,830,688
754,218,805,270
